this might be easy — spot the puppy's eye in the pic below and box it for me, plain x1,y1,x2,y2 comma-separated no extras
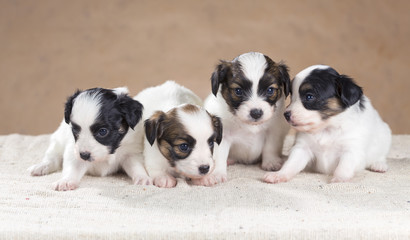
97,128,109,137
305,94,315,101
179,143,190,152
208,140,214,148
234,88,243,96
267,87,275,96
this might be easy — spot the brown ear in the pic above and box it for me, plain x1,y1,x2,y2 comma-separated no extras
144,111,166,146
211,114,223,145
211,60,233,96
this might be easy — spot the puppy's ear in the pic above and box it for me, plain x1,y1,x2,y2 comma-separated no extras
144,111,166,146
116,95,143,130
211,114,223,145
211,60,232,96
336,75,363,108
64,90,82,124
278,62,291,97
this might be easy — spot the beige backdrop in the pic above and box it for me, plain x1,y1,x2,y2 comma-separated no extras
0,0,409,135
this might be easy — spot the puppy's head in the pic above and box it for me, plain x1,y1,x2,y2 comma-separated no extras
64,87,143,162
284,65,363,133
144,104,222,179
211,52,290,125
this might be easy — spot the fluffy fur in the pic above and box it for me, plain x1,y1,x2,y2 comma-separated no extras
204,52,291,184
134,81,222,188
28,87,150,191
264,65,391,183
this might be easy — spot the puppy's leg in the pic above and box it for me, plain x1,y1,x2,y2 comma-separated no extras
368,160,388,173
261,121,289,171
264,144,311,184
331,151,362,183
28,122,68,176
191,140,231,186
121,153,152,185
145,145,177,188
53,146,88,191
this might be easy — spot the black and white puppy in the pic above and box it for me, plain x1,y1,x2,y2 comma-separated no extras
204,52,291,185
28,87,150,191
264,65,391,183
134,81,222,188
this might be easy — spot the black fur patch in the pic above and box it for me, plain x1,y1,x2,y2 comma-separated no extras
299,67,364,119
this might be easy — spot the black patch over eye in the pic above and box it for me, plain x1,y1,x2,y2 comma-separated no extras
71,122,81,140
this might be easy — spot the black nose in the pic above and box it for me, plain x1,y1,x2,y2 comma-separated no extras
284,111,291,122
250,109,263,120
198,165,210,175
80,152,91,161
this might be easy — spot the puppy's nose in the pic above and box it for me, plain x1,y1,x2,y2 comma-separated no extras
198,165,210,175
284,111,291,122
250,108,263,120
80,151,91,161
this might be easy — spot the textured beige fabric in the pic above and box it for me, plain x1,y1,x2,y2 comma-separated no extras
0,134,409,239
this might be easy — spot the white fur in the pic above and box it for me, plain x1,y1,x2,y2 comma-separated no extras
204,52,290,184
28,87,150,191
134,81,217,188
264,65,391,183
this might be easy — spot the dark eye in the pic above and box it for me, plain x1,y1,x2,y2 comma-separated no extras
267,87,275,96
179,143,189,152
234,88,243,96
71,124,81,136
305,94,315,101
97,128,109,137
208,140,214,148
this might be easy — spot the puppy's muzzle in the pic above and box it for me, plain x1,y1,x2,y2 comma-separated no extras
80,151,92,161
198,165,210,175
250,108,263,120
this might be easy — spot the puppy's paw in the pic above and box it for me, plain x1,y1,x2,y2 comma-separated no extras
53,179,79,191
368,162,388,173
263,172,289,184
28,163,50,176
261,157,283,171
133,176,153,185
153,175,177,188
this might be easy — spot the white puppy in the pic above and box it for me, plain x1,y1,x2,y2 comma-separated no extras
28,87,151,191
204,52,291,185
134,81,222,188
264,65,391,183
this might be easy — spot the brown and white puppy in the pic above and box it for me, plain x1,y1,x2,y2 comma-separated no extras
134,81,222,188
203,52,291,185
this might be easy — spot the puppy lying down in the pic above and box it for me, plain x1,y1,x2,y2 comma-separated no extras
264,65,391,183
135,81,222,188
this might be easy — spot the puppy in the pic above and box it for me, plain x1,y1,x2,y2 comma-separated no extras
264,65,391,183
28,87,151,191
134,81,222,188
204,52,291,185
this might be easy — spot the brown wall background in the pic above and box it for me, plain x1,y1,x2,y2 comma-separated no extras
0,0,409,135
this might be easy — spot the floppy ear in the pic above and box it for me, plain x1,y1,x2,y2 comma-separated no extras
336,75,363,108
211,114,223,145
144,111,166,146
211,60,232,96
116,94,143,130
64,90,82,124
277,62,291,97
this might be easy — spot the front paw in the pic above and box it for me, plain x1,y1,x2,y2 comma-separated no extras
191,173,227,186
263,172,290,184
133,175,153,185
28,163,50,176
153,175,177,188
53,179,79,191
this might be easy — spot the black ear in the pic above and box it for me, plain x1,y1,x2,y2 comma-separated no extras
211,114,223,145
116,95,143,130
64,90,82,124
336,75,363,107
144,111,165,146
278,62,291,97
211,60,232,96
